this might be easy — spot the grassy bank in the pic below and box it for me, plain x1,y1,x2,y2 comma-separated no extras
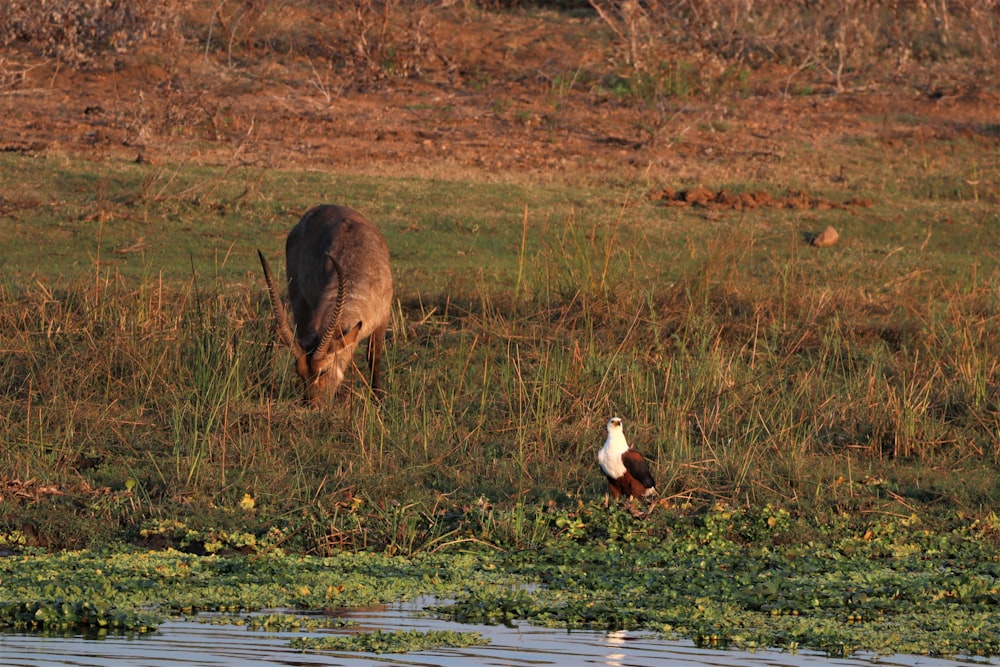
0,151,997,552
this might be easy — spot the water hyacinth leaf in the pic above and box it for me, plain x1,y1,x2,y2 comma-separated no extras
290,629,490,654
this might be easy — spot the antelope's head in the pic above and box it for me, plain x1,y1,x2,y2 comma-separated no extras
258,249,362,406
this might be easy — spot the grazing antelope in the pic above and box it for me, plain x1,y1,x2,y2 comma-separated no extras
258,205,393,406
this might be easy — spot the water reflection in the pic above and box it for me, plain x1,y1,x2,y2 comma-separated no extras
603,629,628,667
0,602,995,667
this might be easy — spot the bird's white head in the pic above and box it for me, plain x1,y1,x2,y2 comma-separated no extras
599,416,629,473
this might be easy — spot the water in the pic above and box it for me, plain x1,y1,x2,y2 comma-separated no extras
0,600,992,667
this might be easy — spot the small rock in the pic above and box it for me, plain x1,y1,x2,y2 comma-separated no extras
811,225,839,247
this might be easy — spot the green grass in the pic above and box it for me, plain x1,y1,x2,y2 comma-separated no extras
0,151,998,554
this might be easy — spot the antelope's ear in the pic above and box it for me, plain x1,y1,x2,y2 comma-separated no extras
341,321,363,345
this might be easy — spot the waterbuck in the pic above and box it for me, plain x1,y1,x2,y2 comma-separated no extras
258,205,393,405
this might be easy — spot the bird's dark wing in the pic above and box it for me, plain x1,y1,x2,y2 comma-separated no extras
622,449,655,489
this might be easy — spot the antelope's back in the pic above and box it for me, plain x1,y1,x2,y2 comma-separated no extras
286,205,393,336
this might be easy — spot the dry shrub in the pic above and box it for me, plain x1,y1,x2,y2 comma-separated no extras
0,0,179,67
345,0,439,80
187,0,443,83
591,0,1000,93
0,56,43,89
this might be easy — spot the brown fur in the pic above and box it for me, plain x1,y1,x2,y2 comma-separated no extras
259,205,393,406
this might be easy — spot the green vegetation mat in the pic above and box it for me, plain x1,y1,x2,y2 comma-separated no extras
2,504,1000,657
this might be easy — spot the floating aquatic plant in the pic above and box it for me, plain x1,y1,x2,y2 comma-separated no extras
0,599,158,634
289,629,490,654
436,504,1000,658
0,547,520,636
3,505,1000,657
195,612,357,631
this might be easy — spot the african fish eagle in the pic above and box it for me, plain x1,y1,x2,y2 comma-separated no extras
597,417,657,501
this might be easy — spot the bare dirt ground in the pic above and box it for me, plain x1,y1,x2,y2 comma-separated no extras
2,7,998,190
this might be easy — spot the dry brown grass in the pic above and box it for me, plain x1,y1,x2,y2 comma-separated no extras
4,0,996,90
0,0,179,67
591,0,999,92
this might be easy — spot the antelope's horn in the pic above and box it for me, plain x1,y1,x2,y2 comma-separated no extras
258,249,306,360
315,253,348,358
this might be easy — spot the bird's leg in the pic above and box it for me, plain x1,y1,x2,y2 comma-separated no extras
644,499,657,517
